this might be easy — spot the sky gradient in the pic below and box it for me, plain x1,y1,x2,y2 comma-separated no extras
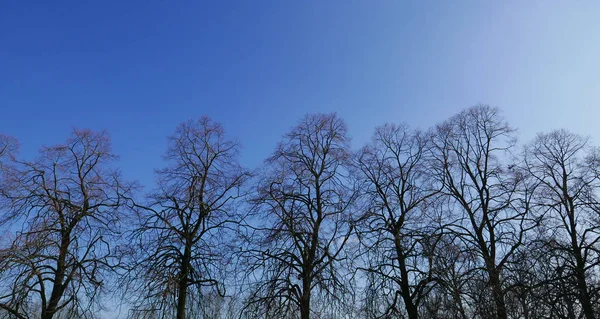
2,1,600,188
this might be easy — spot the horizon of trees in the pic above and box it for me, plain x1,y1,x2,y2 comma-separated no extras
1,104,600,319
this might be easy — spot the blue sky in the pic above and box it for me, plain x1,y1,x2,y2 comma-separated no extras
2,1,600,188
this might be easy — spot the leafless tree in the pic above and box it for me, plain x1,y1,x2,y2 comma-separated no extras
354,123,439,319
429,105,535,319
0,134,18,202
502,236,584,319
0,134,17,164
0,129,134,319
124,117,249,319
420,230,474,319
242,113,357,319
523,129,600,319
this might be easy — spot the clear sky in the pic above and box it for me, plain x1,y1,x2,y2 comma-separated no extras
2,1,600,188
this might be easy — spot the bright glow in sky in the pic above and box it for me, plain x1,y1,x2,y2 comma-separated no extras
2,1,600,187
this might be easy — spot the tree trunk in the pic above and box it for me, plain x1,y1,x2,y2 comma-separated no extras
42,279,64,319
567,197,596,319
300,274,311,319
177,243,192,319
300,291,310,319
402,294,419,319
489,268,507,319
575,255,595,319
452,288,468,319
395,236,419,319
41,235,70,319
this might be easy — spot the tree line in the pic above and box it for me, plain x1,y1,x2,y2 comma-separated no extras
1,105,599,319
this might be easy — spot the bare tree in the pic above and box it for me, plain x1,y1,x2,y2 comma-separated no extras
354,123,439,319
430,105,534,319
421,230,475,319
124,117,249,319
0,134,17,164
0,129,134,319
523,129,600,319
0,133,18,210
243,113,356,319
